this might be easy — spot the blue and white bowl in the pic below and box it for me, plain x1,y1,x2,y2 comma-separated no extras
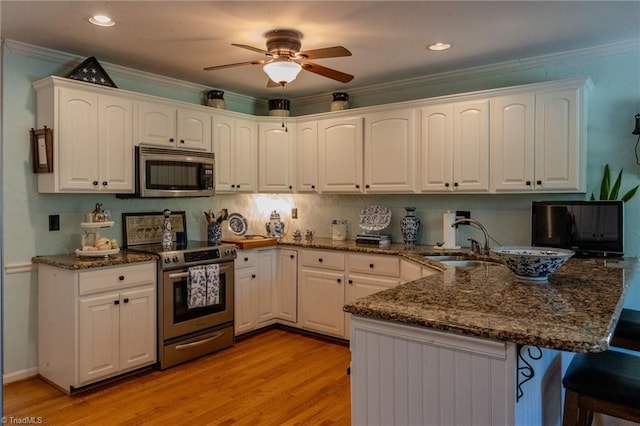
490,246,575,282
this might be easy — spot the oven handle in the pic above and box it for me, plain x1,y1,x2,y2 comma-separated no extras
168,272,190,279
175,332,225,350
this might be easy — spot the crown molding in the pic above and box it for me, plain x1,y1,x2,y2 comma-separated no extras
294,38,640,109
3,39,257,107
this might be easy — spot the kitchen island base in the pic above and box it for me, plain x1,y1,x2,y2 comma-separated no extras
350,316,562,426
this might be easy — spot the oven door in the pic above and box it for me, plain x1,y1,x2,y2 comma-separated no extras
162,261,234,340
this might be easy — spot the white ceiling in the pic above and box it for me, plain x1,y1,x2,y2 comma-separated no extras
2,1,639,99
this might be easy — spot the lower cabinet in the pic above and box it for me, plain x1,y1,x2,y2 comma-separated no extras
275,248,298,323
37,261,157,392
234,248,276,335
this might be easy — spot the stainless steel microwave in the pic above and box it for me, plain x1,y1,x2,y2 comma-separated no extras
120,146,215,198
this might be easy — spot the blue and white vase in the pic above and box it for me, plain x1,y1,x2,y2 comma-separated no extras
207,223,222,246
400,207,420,245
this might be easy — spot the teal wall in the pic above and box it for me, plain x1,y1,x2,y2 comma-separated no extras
2,40,639,378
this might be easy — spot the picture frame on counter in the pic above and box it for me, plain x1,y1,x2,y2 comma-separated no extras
30,126,53,173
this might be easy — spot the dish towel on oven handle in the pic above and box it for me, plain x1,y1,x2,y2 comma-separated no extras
187,264,220,309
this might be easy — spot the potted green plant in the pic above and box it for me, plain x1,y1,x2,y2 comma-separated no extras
590,164,639,202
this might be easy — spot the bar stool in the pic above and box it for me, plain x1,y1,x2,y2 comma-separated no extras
611,308,640,351
562,350,640,425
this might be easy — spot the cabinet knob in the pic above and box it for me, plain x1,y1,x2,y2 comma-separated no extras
119,275,125,281
289,185,293,190
244,257,249,262
445,182,450,188
169,138,174,143
365,184,370,189
311,185,315,189
123,298,129,303
348,279,353,284
114,300,120,305
237,185,241,189
369,263,374,269
290,255,295,259
102,181,108,186
93,181,98,186
537,180,542,185
337,278,342,284
453,182,459,187
252,274,256,279
180,139,185,144
231,184,236,188
318,258,323,263
355,184,360,189
526,180,531,186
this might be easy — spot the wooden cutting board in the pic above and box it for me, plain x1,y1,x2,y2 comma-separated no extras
221,236,278,249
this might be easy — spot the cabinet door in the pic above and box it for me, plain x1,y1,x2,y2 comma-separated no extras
318,117,364,193
99,95,134,192
344,273,399,339
364,109,417,193
256,249,276,324
296,121,318,192
535,88,581,191
177,108,212,151
136,101,176,147
78,292,120,385
491,94,535,192
58,88,99,191
234,118,258,193
234,266,257,335
212,115,235,192
119,286,156,371
258,122,295,192
419,104,453,192
453,100,489,192
299,268,345,337
276,249,298,323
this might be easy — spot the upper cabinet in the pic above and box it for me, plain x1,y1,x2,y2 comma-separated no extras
419,100,489,192
364,109,417,193
213,114,257,193
258,121,296,193
136,101,212,151
318,117,364,193
295,120,319,193
491,83,585,192
34,78,134,193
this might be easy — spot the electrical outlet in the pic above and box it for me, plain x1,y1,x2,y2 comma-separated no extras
455,210,471,222
291,208,298,219
49,214,60,231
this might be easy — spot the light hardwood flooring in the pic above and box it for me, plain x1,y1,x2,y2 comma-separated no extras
3,328,352,425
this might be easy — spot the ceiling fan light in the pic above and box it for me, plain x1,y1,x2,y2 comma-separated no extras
263,61,302,84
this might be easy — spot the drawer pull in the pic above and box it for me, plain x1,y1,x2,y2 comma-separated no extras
114,300,120,305
175,332,224,350
123,298,129,303
119,275,125,281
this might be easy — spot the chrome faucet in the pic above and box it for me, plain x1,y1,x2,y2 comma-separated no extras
451,218,490,255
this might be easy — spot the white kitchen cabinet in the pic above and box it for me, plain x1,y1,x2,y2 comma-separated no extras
298,249,346,337
318,116,364,193
276,248,298,324
419,100,489,192
213,115,258,193
37,261,156,392
295,120,319,192
399,258,437,283
364,109,417,193
33,77,134,193
136,101,212,151
258,121,296,193
234,248,276,336
491,84,585,192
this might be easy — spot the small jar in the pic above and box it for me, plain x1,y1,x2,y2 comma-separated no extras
268,99,290,117
331,92,349,111
206,90,226,109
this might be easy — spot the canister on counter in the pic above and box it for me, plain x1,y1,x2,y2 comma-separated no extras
331,219,348,241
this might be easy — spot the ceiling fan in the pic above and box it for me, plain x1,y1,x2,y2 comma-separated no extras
203,29,354,87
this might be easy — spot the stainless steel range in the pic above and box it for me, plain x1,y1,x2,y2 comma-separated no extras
123,212,237,369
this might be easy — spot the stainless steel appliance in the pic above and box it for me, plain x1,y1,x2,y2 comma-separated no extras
124,213,237,369
119,146,215,198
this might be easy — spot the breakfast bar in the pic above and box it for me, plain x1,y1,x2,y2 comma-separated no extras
343,256,638,426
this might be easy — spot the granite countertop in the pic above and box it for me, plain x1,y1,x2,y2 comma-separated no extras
281,237,636,353
32,250,157,270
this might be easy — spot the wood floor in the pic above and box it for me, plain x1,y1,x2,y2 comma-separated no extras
3,328,352,425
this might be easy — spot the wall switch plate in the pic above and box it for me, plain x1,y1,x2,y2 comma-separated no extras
49,214,60,231
455,211,471,222
291,208,298,219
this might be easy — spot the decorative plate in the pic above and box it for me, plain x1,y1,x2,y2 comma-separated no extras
228,213,248,236
358,205,392,232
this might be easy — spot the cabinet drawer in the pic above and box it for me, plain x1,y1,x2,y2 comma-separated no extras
299,249,345,270
235,250,258,269
79,262,156,296
348,253,400,277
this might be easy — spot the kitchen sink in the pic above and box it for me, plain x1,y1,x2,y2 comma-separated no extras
423,255,497,268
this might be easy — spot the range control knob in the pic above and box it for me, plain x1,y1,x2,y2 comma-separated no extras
164,257,171,264
173,256,180,263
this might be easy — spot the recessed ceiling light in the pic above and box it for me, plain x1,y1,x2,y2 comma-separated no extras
89,15,115,27
427,42,452,51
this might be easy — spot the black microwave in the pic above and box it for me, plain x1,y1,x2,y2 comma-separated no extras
531,200,624,257
119,146,215,198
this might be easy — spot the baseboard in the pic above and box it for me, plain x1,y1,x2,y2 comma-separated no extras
3,367,39,385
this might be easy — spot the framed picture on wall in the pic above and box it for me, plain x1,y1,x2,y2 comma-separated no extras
30,126,53,173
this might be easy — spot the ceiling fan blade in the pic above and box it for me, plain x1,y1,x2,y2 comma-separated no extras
203,59,267,71
300,61,354,83
297,46,352,60
232,43,271,55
